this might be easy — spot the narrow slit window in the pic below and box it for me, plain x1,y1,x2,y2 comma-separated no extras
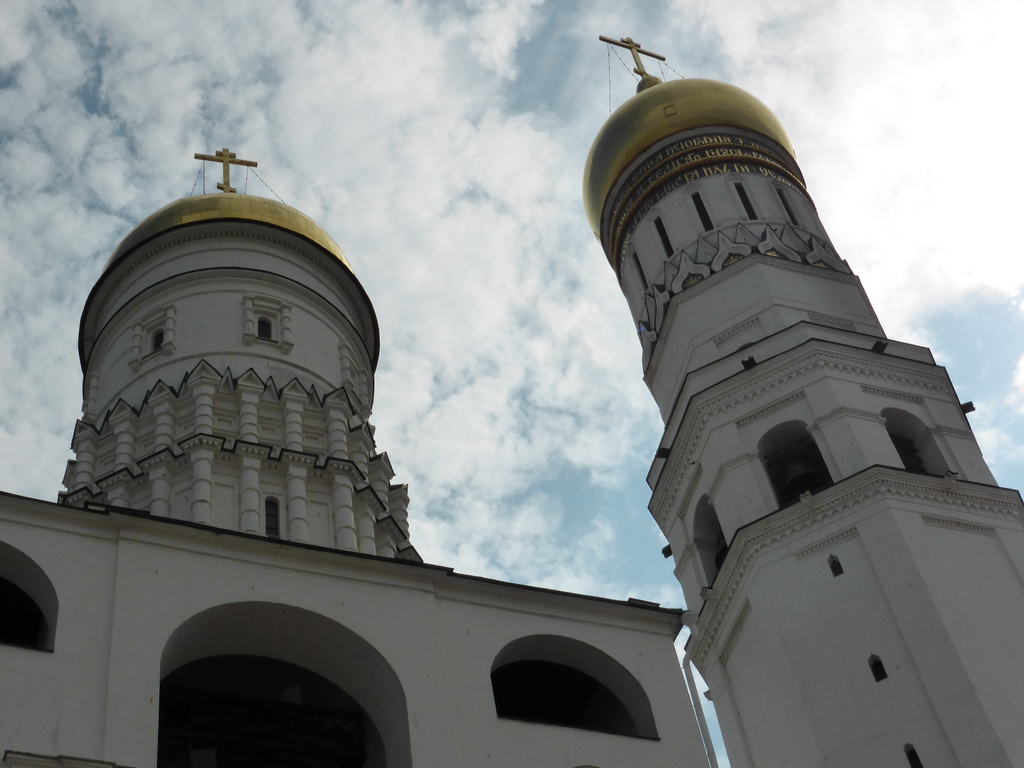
777,187,800,226
735,183,757,219
904,745,924,768
632,251,649,287
827,554,844,577
152,329,164,352
691,193,714,231
653,216,674,257
257,317,273,341
869,654,887,682
265,497,280,538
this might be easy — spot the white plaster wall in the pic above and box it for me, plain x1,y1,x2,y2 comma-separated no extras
0,495,710,768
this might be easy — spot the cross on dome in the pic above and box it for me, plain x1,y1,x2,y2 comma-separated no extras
193,147,258,193
599,35,666,79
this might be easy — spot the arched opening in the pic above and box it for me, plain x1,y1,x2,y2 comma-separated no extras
693,495,727,586
162,602,411,768
265,497,281,539
882,408,949,476
0,541,58,651
869,654,888,682
257,317,273,341
159,655,370,768
758,421,833,508
490,635,658,739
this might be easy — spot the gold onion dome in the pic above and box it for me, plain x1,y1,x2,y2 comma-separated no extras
583,78,797,240
105,193,352,272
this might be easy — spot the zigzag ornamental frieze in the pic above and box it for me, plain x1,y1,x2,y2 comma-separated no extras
657,345,959,524
736,391,808,427
921,514,997,536
793,526,859,560
719,599,752,666
643,237,846,339
692,468,1023,668
860,384,924,404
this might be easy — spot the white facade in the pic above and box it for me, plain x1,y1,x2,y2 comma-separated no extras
1,191,716,768
588,77,1024,767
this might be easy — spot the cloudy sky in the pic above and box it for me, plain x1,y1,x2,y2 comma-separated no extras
3,0,1023,630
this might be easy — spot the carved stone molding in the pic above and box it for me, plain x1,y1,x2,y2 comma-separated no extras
719,599,752,666
793,525,859,560
921,514,996,536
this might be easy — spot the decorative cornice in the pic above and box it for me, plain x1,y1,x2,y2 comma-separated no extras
690,467,1023,668
719,599,751,666
807,311,855,330
713,316,763,347
735,390,807,428
860,384,923,404
921,514,996,536
793,525,859,560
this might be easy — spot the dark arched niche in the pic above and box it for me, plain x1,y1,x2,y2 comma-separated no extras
0,540,58,650
490,634,658,739
161,602,410,768
759,420,833,507
693,494,727,587
882,408,949,476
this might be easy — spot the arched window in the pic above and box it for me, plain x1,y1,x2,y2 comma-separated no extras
693,495,727,586
265,497,281,538
152,329,165,352
0,541,58,651
257,316,273,341
881,408,949,476
758,420,833,508
490,635,658,738
160,656,369,768
160,603,412,768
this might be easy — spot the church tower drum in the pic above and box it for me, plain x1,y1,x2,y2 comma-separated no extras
586,61,1024,767
61,163,416,561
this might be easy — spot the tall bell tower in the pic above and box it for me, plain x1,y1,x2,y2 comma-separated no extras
585,45,1024,767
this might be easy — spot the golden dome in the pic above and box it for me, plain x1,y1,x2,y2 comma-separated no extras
583,78,797,240
105,193,352,271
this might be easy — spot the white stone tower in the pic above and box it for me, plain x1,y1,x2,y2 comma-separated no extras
584,63,1024,766
61,165,416,561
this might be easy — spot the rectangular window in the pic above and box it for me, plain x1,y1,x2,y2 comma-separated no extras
691,193,714,231
654,216,674,257
777,187,800,226
735,183,757,219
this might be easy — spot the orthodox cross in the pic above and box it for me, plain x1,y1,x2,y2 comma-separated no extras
599,35,666,78
193,147,258,193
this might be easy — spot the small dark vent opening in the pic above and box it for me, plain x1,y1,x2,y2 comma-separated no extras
653,217,674,257
905,744,924,768
152,329,164,352
257,317,273,340
491,660,638,736
827,554,844,577
777,187,800,226
0,576,47,649
735,183,757,219
691,193,714,231
869,654,887,682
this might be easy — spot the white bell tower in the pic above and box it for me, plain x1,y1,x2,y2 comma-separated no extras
61,150,416,560
585,48,1024,768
